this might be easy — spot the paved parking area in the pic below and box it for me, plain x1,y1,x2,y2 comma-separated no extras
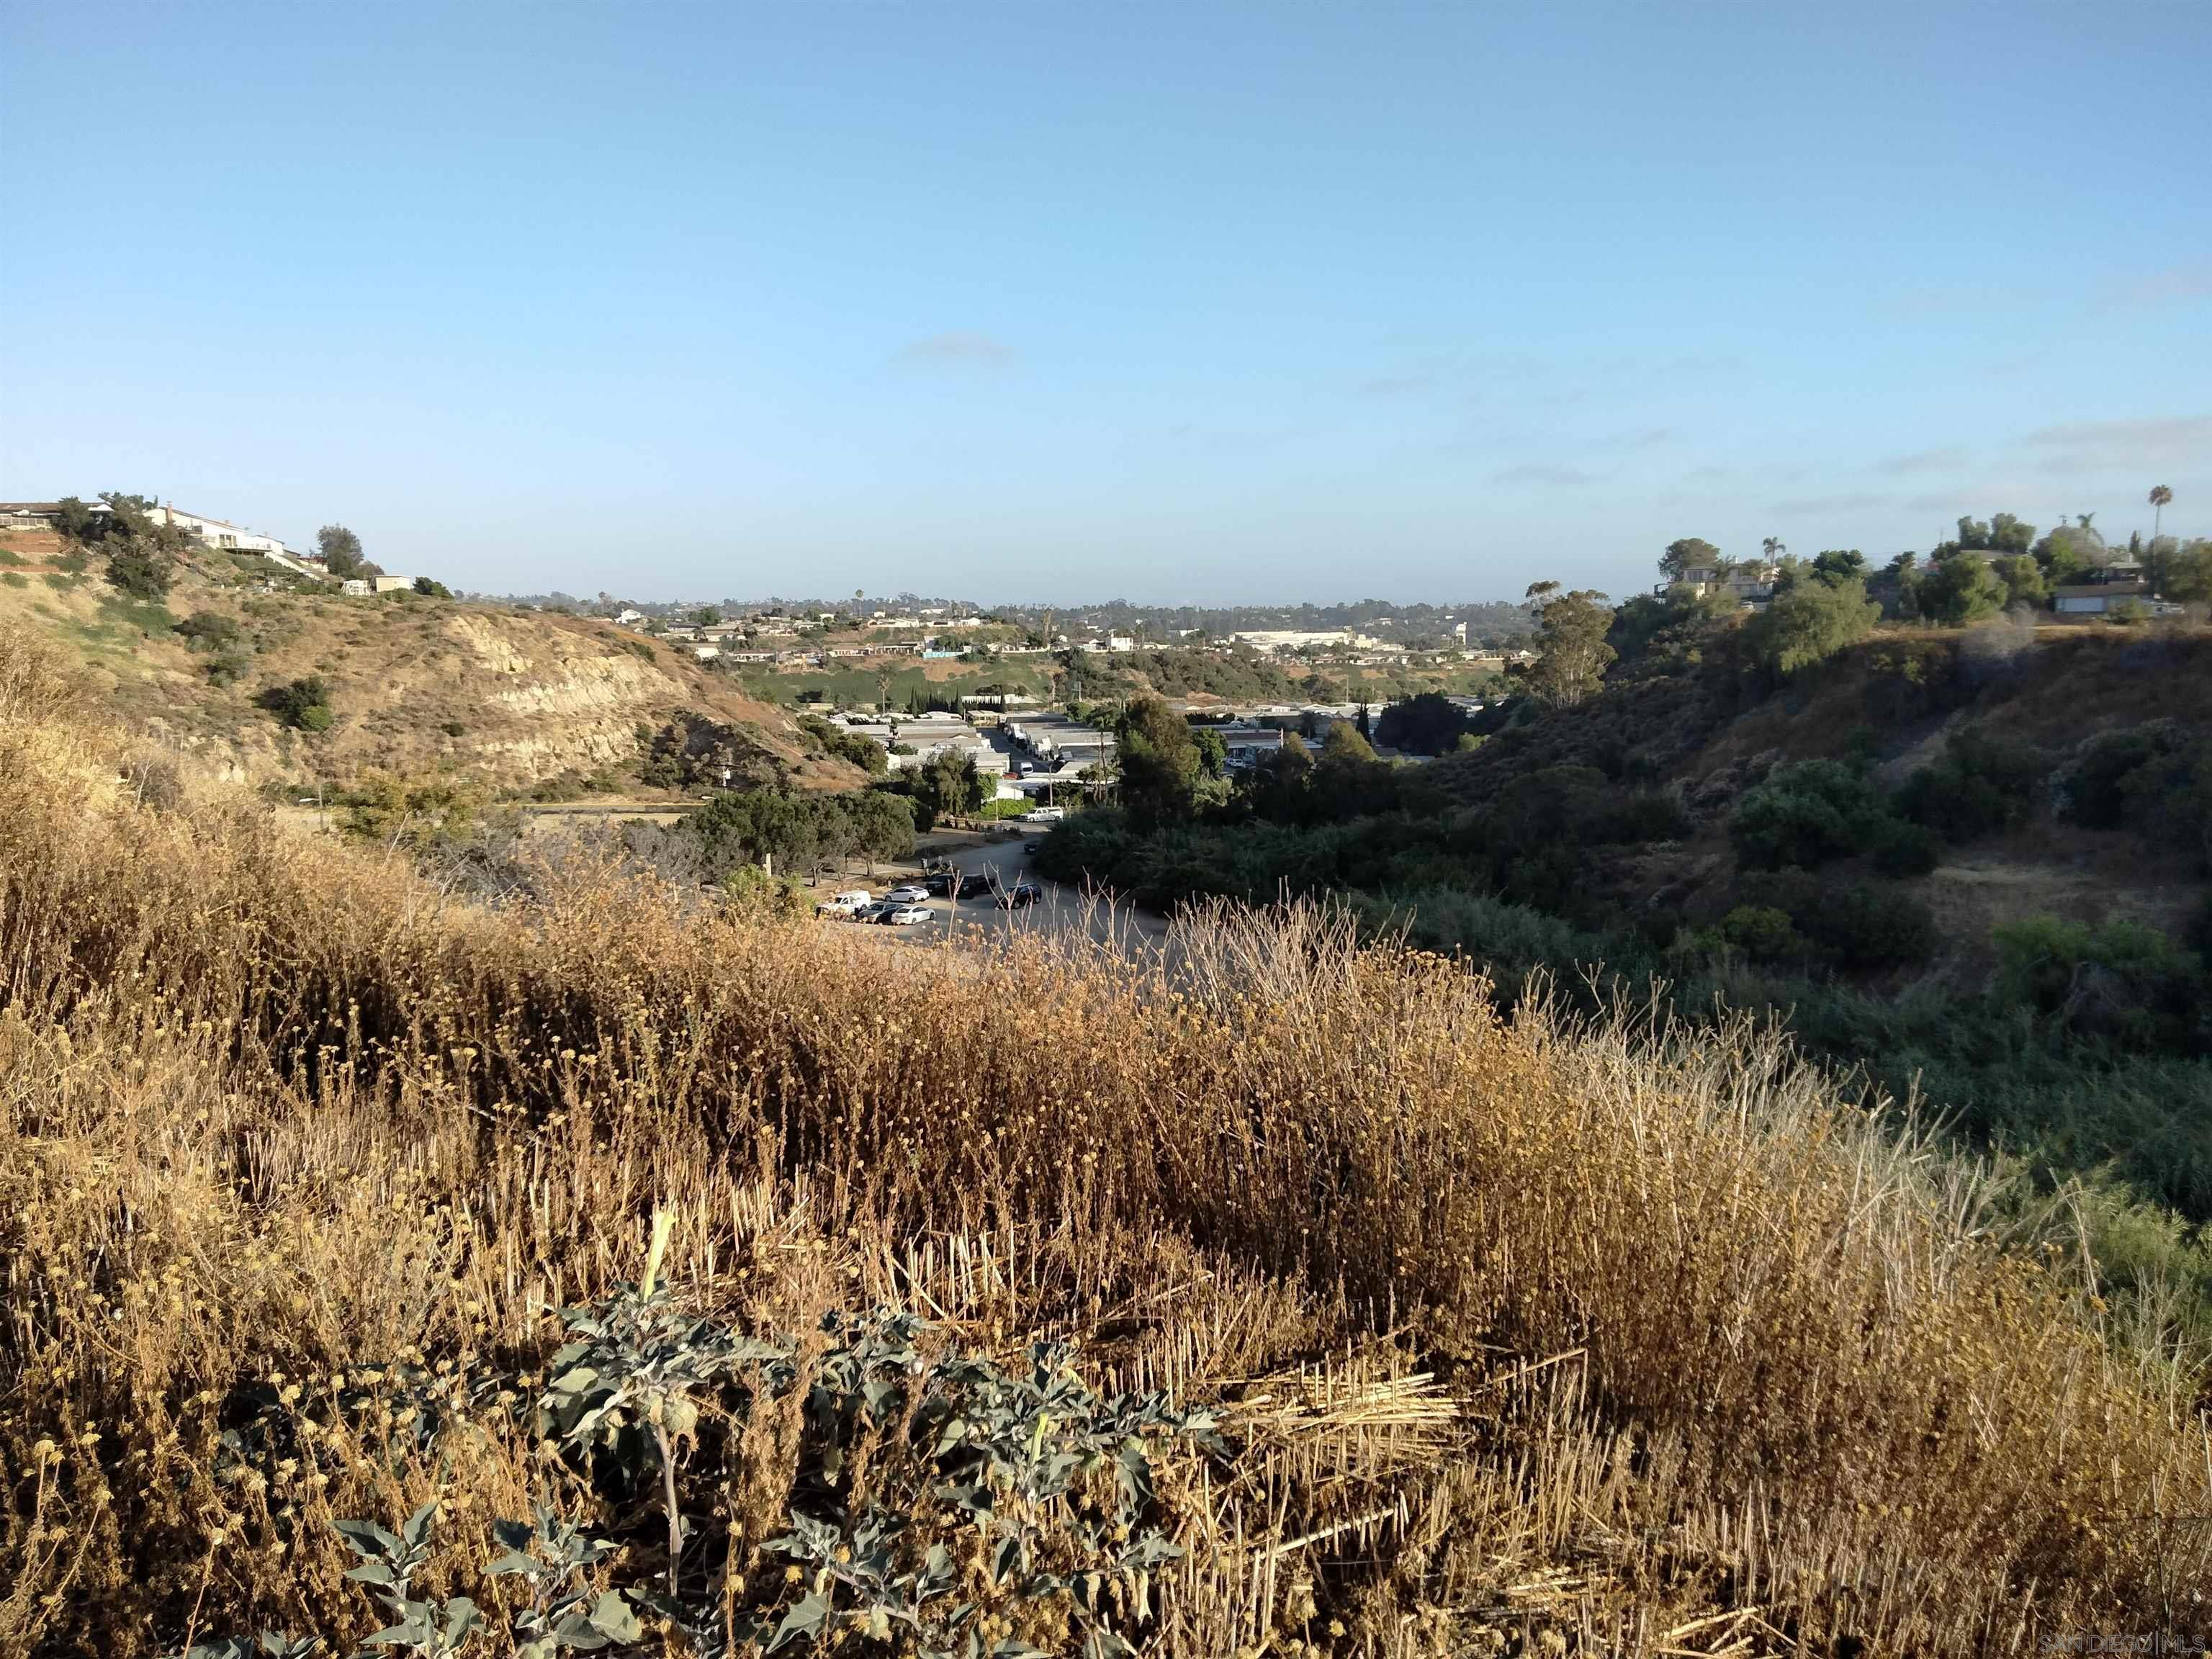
821,826,1168,953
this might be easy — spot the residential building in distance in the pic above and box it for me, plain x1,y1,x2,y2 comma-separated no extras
0,499,109,529
1666,564,1780,606
2051,561,2182,616
1230,628,1385,652
143,503,292,558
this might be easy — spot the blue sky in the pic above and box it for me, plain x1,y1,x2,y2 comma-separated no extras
4,2,2206,603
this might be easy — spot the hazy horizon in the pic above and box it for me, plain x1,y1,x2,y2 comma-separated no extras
4,1,2206,604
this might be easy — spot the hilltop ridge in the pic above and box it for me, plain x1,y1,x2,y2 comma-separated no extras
0,525,858,793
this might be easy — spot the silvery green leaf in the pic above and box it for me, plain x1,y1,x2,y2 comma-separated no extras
441,1597,483,1645
765,1593,831,1653
363,1611,434,1647
333,1519,403,1559
588,1591,644,1642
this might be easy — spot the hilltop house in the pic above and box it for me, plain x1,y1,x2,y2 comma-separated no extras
0,499,110,529
1667,563,1780,606
2051,560,2172,616
142,504,291,558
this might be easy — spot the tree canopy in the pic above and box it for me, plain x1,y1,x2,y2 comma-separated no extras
1658,537,1721,583
685,785,914,880
1375,691,1473,755
1521,583,1616,706
1745,558,1879,675
1114,695,1202,826
317,525,382,580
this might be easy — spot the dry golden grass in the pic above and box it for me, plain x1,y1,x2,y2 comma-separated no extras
1,623,2206,1655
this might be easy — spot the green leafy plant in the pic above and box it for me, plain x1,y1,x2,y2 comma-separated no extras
174,1638,323,1659
332,1504,484,1656
257,676,336,732
538,1214,788,1595
486,1505,644,1658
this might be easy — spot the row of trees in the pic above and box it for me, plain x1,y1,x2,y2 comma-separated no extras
685,784,917,881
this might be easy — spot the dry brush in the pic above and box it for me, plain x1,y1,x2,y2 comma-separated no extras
1,624,2205,1656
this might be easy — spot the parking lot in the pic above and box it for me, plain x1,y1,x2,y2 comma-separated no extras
817,825,1169,953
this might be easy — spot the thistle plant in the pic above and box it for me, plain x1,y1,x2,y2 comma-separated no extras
331,1504,482,1657
536,1208,791,1595
485,1503,646,1658
175,1639,323,1659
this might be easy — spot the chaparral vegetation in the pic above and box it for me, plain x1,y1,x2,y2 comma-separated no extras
2,621,2207,1656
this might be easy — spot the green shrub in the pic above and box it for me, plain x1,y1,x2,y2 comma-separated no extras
205,649,251,688
799,714,889,775
1353,885,1630,1003
1993,913,2206,1053
1743,871,1938,968
174,610,243,652
103,543,174,602
1728,759,1889,871
1719,904,1809,961
2056,723,2187,830
256,676,335,731
2053,722,2212,866
1870,818,1943,877
1897,729,2049,842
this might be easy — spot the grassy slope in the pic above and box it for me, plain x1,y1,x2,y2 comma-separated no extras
0,529,857,793
2,630,2207,1653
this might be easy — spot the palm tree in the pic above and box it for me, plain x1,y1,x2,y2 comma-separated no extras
1761,536,1785,567
2150,485,2173,541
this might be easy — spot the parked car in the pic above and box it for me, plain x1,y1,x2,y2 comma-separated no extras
956,873,994,899
814,889,873,917
884,884,930,903
853,902,895,923
997,884,1042,909
885,904,932,925
1023,806,1065,822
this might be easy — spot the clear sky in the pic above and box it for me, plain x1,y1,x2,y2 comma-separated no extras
4,2,2206,604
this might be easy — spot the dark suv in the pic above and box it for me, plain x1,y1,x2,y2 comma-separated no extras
997,883,1041,909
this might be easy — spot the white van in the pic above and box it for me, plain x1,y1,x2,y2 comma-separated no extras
814,889,873,917
1023,806,1065,823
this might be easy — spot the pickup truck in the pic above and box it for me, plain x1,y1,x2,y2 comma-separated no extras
814,889,873,918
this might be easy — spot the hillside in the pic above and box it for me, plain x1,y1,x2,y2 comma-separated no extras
3,631,2205,1654
0,526,855,793
1431,623,2212,943
1033,616,2212,1359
